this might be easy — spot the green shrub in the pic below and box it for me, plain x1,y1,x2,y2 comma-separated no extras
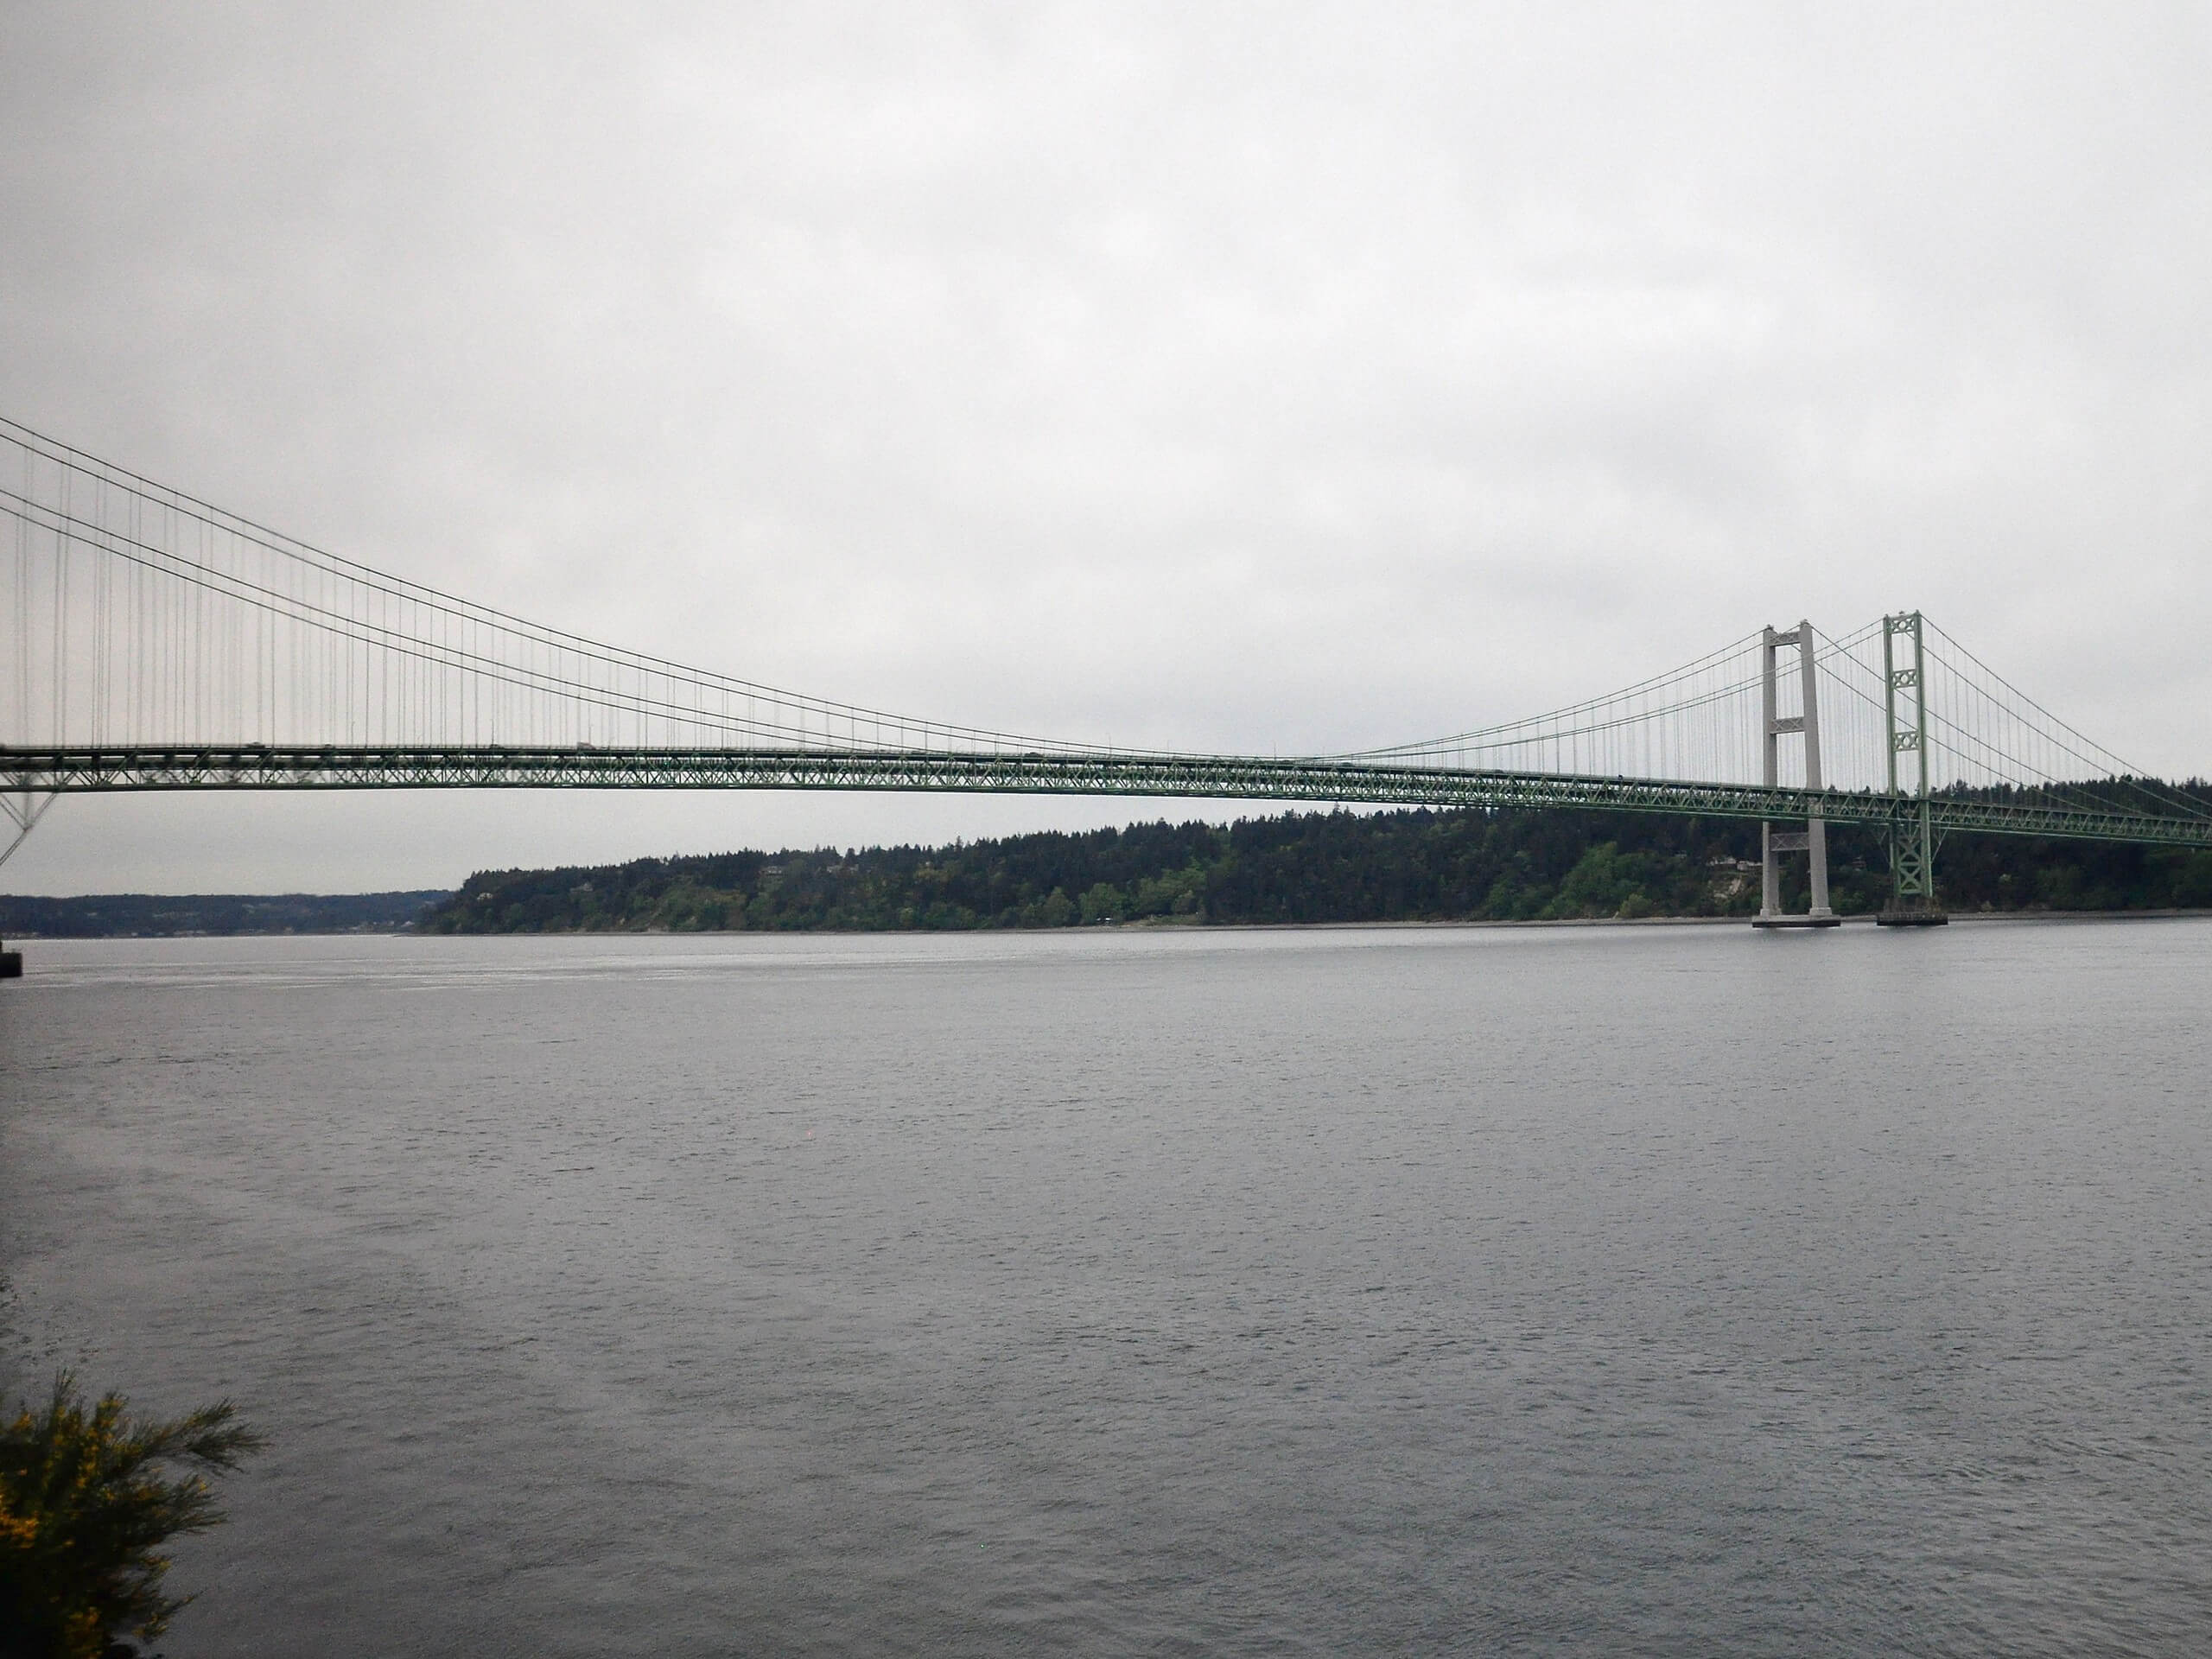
1,1373,262,1658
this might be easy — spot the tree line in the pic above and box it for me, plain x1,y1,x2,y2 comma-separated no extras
419,796,2212,934
0,891,448,939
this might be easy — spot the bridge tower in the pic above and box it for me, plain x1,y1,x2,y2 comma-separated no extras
1878,610,1948,925
1753,620,1840,929
0,790,50,978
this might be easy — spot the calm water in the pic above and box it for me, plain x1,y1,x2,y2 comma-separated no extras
2,921,2208,1656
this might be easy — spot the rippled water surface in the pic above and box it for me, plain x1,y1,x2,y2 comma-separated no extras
3,921,2208,1656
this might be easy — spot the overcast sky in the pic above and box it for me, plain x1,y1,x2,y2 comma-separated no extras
3,2,2208,893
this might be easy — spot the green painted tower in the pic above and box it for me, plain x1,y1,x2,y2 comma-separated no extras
1878,610,1948,925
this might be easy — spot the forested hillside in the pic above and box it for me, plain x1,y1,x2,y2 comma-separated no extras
419,803,2212,933
0,891,448,938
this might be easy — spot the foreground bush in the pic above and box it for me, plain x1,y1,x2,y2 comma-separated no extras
1,1374,262,1658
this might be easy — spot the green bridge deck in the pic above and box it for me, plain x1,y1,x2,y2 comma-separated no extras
6,745,2209,850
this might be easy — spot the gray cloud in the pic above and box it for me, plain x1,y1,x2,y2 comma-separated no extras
4,1,2208,891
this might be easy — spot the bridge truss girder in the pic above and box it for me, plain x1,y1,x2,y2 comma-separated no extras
3,745,2209,851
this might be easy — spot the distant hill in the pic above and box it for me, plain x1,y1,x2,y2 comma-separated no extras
0,891,450,938
416,803,2212,934
15,797,2206,941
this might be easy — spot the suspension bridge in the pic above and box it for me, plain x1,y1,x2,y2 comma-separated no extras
3,412,2209,964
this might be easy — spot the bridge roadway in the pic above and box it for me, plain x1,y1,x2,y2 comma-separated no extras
5,744,2209,849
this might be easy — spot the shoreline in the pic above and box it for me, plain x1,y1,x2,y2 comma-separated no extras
8,906,2210,941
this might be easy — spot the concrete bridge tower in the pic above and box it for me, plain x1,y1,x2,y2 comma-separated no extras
1754,620,1840,929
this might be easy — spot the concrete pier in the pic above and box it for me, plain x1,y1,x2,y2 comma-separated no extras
1,937,21,978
